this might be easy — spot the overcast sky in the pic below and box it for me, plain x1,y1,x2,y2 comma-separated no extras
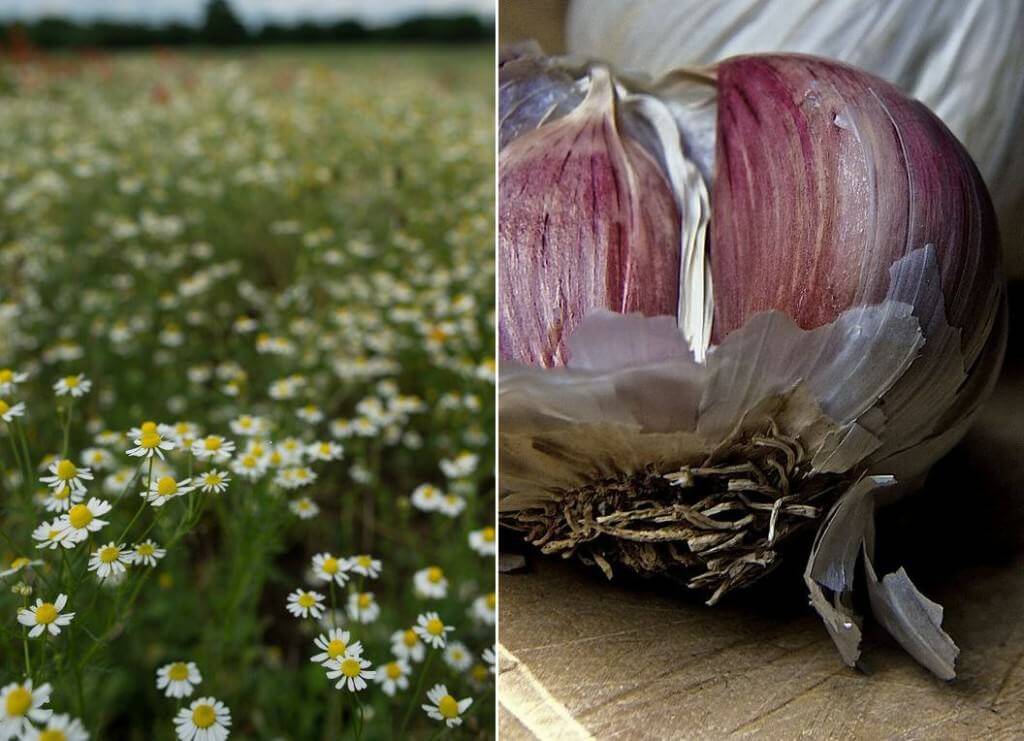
0,0,494,27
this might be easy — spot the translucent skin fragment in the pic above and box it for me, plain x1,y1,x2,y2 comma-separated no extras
709,54,1001,373
499,70,681,368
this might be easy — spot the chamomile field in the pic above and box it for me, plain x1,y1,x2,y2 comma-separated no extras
0,46,494,740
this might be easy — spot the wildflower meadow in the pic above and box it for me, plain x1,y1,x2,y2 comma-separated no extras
0,46,494,739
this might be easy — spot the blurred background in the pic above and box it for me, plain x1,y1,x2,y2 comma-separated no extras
0,0,493,48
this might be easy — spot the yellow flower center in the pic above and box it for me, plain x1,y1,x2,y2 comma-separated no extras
438,695,459,719
38,729,67,741
250,443,265,456
426,618,444,636
53,486,71,501
156,477,178,497
4,686,31,716
140,431,161,449
63,375,79,388
319,443,331,454
99,546,120,564
35,602,58,624
298,593,316,608
340,658,362,678
11,557,30,570
68,503,93,529
0,369,12,383
403,629,419,647
242,455,257,468
322,557,338,574
192,703,216,729
327,639,347,659
167,662,189,681
357,593,371,609
357,555,372,568
269,452,282,465
0,400,9,415
203,436,221,450
137,543,155,556
427,567,444,584
482,527,495,542
386,662,402,680
56,459,78,480
140,421,157,434
472,664,489,682
204,473,222,486
486,593,496,609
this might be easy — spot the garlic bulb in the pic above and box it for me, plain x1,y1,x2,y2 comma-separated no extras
566,0,1024,278
499,47,1006,678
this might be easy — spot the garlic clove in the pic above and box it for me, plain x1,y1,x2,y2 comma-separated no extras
709,54,1002,373
499,66,682,367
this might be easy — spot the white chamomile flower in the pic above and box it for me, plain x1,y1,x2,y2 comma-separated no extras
471,592,496,625
305,440,343,462
414,611,453,649
348,554,381,579
17,594,75,637
0,556,42,579
58,498,112,543
482,646,496,674
103,467,136,496
40,459,94,495
53,373,91,398
0,399,25,423
274,466,317,490
145,476,195,507
410,483,442,512
346,592,380,624
23,712,89,741
229,414,268,437
413,566,448,599
274,438,305,465
438,493,466,518
131,539,167,566
174,696,231,741
0,368,28,395
422,683,472,728
286,589,325,619
312,552,351,587
197,469,231,494
157,661,202,699
439,451,478,479
468,526,496,556
191,435,235,462
126,428,175,459
42,482,84,513
391,628,426,663
88,542,132,580
231,453,267,480
374,659,410,696
33,518,75,550
325,653,375,692
295,404,323,424
443,641,472,672
0,680,52,738
289,497,319,519
82,447,115,471
311,629,359,666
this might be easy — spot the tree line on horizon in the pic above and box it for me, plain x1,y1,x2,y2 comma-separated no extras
0,0,493,49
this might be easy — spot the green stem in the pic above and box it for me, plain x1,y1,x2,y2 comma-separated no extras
400,649,435,734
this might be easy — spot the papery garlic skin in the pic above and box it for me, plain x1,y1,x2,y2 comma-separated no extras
566,0,1024,278
499,67,681,367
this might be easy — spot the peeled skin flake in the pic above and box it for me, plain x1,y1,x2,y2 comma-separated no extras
498,47,1006,678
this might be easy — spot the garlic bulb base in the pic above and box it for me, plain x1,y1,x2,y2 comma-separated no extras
501,418,852,605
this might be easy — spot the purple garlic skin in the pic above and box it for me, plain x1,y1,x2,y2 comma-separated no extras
710,54,1002,375
499,69,682,368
